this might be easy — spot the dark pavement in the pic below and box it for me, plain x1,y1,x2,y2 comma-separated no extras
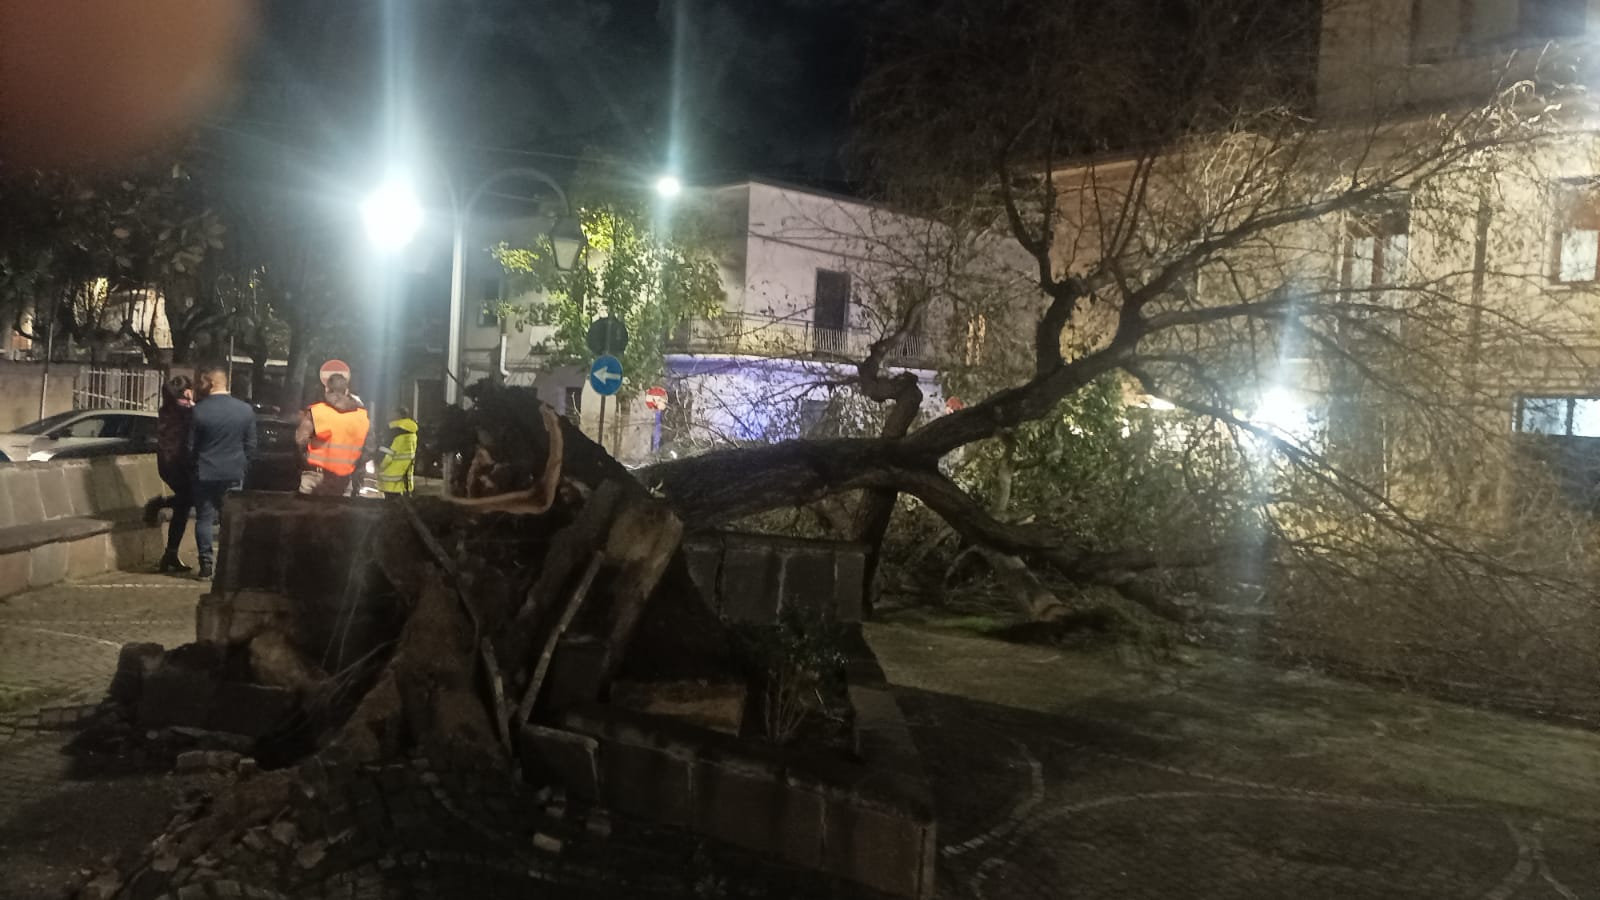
2,577,1597,898
869,624,1600,900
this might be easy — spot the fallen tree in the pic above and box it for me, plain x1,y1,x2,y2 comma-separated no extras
78,384,938,898
611,0,1600,661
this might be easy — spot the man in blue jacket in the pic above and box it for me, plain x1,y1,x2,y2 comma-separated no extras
187,367,256,580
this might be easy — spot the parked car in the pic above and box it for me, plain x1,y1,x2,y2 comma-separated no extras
0,409,159,462
246,412,303,491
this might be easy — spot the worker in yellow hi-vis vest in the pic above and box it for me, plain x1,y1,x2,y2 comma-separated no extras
377,407,419,497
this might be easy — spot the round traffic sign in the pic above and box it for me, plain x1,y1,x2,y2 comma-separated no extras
320,359,351,386
644,386,668,412
586,317,629,356
588,355,624,397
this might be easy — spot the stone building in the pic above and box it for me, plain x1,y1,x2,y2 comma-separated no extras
1043,0,1600,522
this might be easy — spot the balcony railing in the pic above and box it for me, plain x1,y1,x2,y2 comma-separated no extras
664,314,941,367
891,331,927,362
810,324,848,355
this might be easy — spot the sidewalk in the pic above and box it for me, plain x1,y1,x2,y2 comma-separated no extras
4,575,1598,899
868,623,1600,899
0,572,201,900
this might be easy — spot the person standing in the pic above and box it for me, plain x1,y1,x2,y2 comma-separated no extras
143,374,195,573
295,373,370,497
376,406,418,498
187,367,256,580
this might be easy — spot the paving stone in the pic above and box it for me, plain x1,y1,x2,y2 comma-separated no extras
6,557,1600,900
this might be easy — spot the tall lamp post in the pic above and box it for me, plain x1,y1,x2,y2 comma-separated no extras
363,166,584,407
442,168,584,406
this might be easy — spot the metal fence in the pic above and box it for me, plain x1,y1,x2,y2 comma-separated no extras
892,331,928,362
73,366,163,411
810,325,849,355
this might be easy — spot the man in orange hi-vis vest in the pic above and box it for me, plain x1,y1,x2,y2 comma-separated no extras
294,372,371,496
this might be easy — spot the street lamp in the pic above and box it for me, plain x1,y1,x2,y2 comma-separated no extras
361,174,424,251
362,165,583,406
444,168,583,406
547,215,586,271
654,174,682,199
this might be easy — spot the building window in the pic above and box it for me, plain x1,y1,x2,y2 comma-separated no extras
1552,179,1600,283
1411,0,1586,60
1340,198,1410,311
891,293,928,361
812,269,851,354
1512,393,1600,512
1515,395,1600,436
798,398,835,438
1521,0,1588,41
964,314,988,367
477,276,502,327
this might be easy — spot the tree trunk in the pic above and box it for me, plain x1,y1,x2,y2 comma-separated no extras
249,348,268,405
281,315,313,410
849,325,925,616
981,549,1071,621
992,431,1016,515
853,492,896,618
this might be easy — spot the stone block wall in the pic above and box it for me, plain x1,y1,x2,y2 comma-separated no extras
199,496,937,897
0,456,164,597
205,492,399,672
533,699,937,899
681,531,866,624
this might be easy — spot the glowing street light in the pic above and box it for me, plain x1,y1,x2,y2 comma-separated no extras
360,165,581,408
361,174,424,251
654,174,682,199
1254,386,1312,440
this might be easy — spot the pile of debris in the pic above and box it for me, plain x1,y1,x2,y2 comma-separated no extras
72,385,931,900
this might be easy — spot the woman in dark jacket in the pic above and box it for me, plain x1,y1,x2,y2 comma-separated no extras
143,374,195,572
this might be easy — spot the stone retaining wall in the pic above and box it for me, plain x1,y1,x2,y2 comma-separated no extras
682,531,867,624
0,456,165,596
525,689,937,899
199,496,936,898
202,493,396,672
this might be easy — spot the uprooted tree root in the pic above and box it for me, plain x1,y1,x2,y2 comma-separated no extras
77,386,744,899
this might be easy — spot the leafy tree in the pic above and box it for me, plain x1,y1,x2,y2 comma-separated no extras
492,186,724,404
0,152,228,363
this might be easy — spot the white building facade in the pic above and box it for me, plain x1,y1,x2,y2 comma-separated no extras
658,179,966,459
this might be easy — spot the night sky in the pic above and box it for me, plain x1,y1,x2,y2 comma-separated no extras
243,0,890,189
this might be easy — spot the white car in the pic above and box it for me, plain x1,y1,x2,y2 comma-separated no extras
0,409,160,462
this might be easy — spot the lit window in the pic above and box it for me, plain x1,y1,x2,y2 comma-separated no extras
965,314,988,366
1515,395,1600,435
478,277,502,327
1551,179,1600,283
1520,397,1568,434
1560,229,1599,282
1572,399,1600,436
1340,199,1410,310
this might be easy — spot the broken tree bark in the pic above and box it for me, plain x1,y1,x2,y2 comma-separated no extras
517,553,604,722
312,389,706,767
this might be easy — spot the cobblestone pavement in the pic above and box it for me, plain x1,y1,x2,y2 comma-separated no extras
867,624,1600,900
0,572,201,899
5,577,1599,899
0,572,199,718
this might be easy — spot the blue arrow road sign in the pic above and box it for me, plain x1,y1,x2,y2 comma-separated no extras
589,354,624,396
